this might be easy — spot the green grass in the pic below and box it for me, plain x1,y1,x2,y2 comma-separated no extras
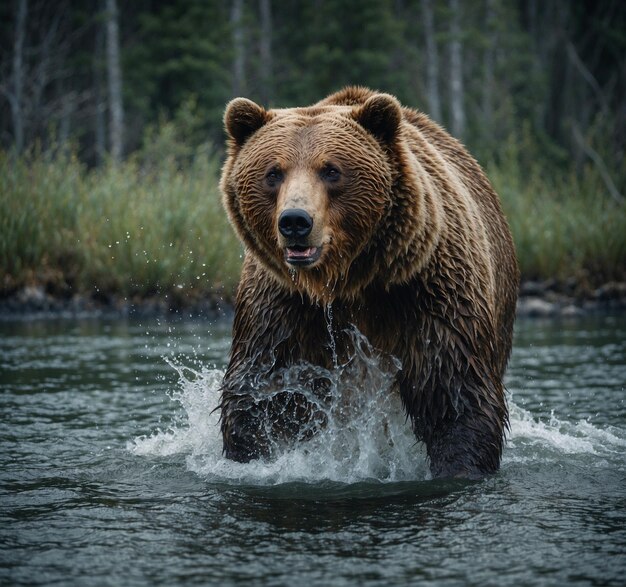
0,147,242,302
1,144,624,305
490,162,626,289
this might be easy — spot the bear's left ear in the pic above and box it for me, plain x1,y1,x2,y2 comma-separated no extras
224,98,269,147
353,94,402,144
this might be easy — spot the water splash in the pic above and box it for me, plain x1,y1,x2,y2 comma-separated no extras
130,329,626,484
130,329,424,484
504,401,626,466
324,302,338,367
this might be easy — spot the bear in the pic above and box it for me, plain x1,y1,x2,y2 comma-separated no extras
219,86,519,479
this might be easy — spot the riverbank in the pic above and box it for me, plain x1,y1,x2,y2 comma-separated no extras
1,279,625,321
516,280,626,317
0,284,233,321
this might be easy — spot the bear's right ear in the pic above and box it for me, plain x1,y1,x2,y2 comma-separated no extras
224,98,268,147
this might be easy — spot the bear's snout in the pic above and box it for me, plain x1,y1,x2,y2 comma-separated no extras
278,208,313,240
277,208,322,266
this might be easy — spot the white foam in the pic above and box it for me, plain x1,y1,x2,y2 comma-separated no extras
129,333,427,485
130,361,223,458
130,341,625,483
505,401,626,466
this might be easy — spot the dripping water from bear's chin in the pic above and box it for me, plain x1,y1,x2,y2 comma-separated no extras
325,302,338,367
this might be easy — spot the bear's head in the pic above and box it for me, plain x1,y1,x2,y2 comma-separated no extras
220,91,427,303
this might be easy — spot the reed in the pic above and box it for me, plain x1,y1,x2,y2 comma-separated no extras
0,147,242,300
490,161,625,288
1,144,624,302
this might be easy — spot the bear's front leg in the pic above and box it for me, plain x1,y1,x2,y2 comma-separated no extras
398,323,508,480
219,387,271,462
220,386,327,462
424,405,506,479
220,261,330,462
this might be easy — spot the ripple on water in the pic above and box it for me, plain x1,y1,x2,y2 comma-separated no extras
2,315,626,587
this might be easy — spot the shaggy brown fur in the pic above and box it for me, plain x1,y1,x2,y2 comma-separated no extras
219,86,519,479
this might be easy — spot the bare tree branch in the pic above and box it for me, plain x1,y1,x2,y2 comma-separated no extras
572,124,624,204
566,41,609,115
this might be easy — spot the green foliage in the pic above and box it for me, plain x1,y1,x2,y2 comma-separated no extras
2,131,624,303
489,134,626,287
278,0,408,105
0,132,242,300
0,149,82,282
123,0,232,147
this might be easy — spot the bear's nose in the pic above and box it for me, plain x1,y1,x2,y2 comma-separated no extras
278,209,313,239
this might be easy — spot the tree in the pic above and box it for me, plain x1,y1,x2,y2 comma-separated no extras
231,0,246,96
0,1,93,154
10,0,27,153
482,0,495,130
0,0,623,184
448,0,465,139
105,0,123,162
258,0,273,105
421,0,441,122
121,1,231,148
93,10,106,165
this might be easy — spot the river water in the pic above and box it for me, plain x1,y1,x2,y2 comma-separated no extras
1,313,624,586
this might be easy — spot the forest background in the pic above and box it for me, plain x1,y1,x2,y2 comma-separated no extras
1,0,624,309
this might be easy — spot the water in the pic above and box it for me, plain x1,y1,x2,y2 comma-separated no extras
1,314,625,586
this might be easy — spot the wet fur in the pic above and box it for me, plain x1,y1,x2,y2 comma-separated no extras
219,87,519,479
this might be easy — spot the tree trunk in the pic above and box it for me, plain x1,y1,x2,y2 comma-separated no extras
231,0,246,96
448,0,465,139
258,0,273,105
94,13,106,166
482,0,495,131
421,0,441,122
12,0,28,153
106,0,124,162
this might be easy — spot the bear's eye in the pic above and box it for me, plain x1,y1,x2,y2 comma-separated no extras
321,164,341,183
265,166,283,188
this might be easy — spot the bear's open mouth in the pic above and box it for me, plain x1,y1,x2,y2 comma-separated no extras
284,245,322,266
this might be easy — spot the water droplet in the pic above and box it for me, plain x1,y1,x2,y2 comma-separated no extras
130,328,418,483
325,303,338,367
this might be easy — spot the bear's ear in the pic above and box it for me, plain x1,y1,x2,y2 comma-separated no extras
224,98,268,146
353,94,402,144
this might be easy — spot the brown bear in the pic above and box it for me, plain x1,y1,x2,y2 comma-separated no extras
219,86,519,479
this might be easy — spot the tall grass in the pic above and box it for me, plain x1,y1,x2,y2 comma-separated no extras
1,136,624,303
0,145,242,301
488,135,626,288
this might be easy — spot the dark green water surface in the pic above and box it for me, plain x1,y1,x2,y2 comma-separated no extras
1,314,624,586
